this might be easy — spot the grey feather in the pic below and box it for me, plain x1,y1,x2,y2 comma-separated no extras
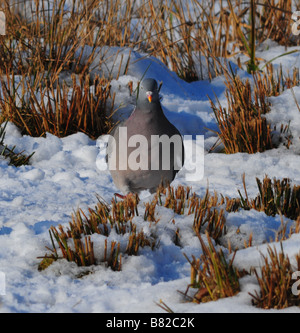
107,78,184,194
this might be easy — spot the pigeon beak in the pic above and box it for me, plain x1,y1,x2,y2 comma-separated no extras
146,92,152,103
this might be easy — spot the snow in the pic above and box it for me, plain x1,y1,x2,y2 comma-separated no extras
0,33,300,313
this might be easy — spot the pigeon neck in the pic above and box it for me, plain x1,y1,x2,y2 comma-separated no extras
136,101,162,114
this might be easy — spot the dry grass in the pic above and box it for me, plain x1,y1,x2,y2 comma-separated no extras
38,183,300,313
38,194,156,271
260,64,300,98
0,0,120,138
156,184,193,215
48,225,97,267
239,175,300,220
182,232,242,303
210,60,300,154
0,73,113,139
39,178,300,272
275,216,300,242
0,0,296,139
38,185,235,270
153,185,240,243
193,206,226,245
210,68,273,154
0,0,294,87
256,0,294,47
0,121,34,166
111,193,140,225
250,244,300,309
226,0,296,72
0,1,99,79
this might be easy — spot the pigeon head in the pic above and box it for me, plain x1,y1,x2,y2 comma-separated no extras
136,78,160,110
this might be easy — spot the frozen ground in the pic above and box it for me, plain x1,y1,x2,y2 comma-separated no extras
0,42,300,313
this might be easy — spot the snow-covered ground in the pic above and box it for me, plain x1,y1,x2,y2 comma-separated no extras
0,40,300,313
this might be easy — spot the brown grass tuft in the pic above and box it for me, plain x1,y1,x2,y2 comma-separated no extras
0,73,114,139
39,194,155,271
0,121,34,166
210,69,273,154
182,231,243,303
239,175,300,220
250,244,300,309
